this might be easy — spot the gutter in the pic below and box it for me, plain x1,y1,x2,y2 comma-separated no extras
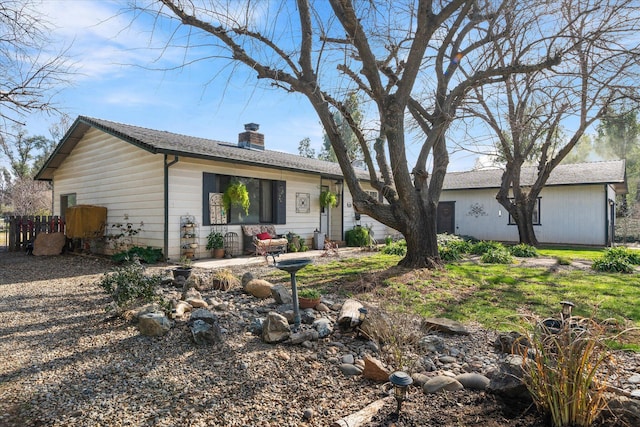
164,154,179,260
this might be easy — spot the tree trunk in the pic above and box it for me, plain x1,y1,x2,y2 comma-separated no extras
515,207,539,246
397,203,441,268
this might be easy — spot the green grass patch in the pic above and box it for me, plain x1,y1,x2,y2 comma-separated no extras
537,246,605,261
286,250,639,345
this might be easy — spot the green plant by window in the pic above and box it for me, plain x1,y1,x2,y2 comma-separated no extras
206,231,225,250
319,190,338,208
223,180,250,215
96,261,164,312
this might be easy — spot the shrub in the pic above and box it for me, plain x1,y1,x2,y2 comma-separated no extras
592,247,639,273
345,226,371,247
522,317,613,427
470,240,504,255
605,247,640,264
112,246,163,264
97,261,164,311
382,239,407,256
509,243,539,258
480,247,513,264
437,233,466,246
592,257,634,273
555,256,572,266
439,244,463,262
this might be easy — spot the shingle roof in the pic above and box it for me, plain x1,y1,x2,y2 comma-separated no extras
35,116,361,181
443,160,627,193
35,116,627,195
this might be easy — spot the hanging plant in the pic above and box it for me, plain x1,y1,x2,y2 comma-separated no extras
320,190,338,208
223,180,250,215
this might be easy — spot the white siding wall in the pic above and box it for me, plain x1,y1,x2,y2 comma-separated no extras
441,184,608,245
52,129,165,250
167,158,328,259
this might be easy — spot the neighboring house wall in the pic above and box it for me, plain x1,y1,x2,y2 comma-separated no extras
441,184,610,245
52,129,165,250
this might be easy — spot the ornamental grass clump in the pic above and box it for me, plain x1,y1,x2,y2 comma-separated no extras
521,317,615,427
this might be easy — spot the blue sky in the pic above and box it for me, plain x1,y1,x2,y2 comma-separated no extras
17,0,481,172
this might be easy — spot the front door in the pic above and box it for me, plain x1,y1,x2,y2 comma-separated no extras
437,201,455,234
320,185,329,236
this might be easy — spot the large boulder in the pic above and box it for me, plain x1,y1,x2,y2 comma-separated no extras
190,319,223,345
245,279,274,299
32,232,66,256
138,313,171,336
262,312,291,343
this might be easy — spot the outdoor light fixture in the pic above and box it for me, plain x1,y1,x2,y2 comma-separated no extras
560,300,575,323
389,371,413,414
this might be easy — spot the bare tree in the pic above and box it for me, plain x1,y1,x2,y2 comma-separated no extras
467,0,640,246
9,176,51,216
131,0,564,267
0,0,71,129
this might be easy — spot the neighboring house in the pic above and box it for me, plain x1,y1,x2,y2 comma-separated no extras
437,160,627,246
35,116,389,260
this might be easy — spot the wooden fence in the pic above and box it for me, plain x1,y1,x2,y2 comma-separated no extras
5,216,65,252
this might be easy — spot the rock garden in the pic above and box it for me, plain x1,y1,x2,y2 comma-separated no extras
1,251,639,426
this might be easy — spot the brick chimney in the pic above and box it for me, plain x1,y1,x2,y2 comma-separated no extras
238,123,264,150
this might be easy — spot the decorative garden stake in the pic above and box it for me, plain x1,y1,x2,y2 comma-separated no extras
389,371,413,414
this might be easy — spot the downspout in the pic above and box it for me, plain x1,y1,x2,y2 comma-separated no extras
164,154,179,260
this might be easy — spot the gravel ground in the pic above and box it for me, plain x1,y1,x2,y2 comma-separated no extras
0,251,637,427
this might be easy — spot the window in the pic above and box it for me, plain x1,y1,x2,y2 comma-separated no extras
508,198,541,225
202,173,285,226
60,193,76,218
366,190,378,201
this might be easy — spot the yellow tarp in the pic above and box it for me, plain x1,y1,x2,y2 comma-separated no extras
66,205,107,238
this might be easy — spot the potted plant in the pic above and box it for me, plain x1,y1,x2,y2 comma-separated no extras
298,288,321,309
223,181,250,215
173,255,193,280
320,190,338,208
206,231,225,258
210,268,240,291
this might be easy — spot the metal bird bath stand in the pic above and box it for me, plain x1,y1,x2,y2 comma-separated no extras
274,258,313,330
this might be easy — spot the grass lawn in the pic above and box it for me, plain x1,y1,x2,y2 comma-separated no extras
265,250,640,350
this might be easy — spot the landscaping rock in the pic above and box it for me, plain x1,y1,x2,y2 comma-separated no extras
244,279,273,299
138,313,171,336
423,317,470,335
423,376,464,393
